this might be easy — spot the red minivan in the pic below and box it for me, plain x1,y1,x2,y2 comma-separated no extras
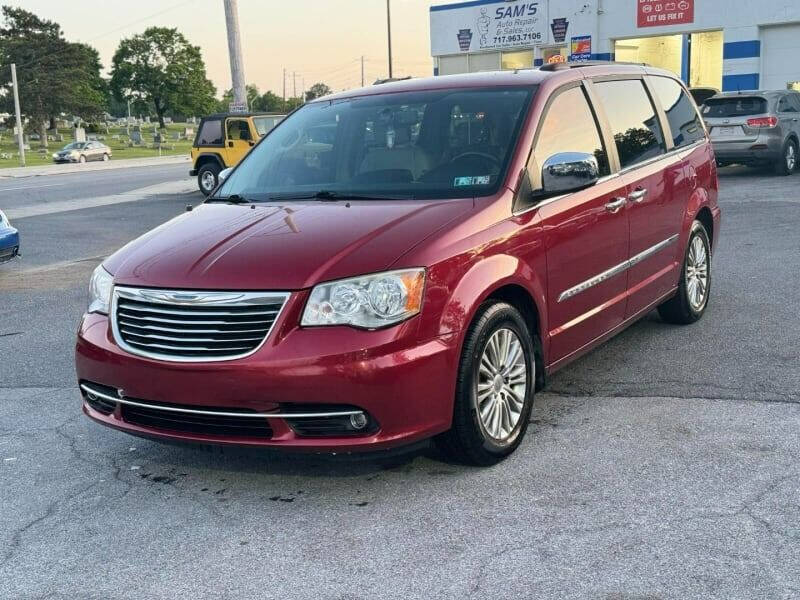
76,63,720,465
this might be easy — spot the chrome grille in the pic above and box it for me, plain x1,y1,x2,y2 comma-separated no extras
112,287,289,362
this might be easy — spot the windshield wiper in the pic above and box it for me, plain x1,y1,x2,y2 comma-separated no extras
205,194,251,205
268,190,413,201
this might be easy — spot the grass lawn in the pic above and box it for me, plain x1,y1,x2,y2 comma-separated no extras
0,122,193,168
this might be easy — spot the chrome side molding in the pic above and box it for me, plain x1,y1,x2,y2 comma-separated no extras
558,234,678,303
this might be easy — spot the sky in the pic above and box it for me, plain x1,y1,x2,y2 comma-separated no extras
8,0,455,98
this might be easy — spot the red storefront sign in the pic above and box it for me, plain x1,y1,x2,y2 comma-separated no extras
637,0,694,28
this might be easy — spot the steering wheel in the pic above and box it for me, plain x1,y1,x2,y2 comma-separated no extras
450,151,500,167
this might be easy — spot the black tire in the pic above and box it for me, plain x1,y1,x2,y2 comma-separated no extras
197,163,221,195
435,301,536,466
78,155,86,164
658,220,712,325
102,153,109,162
774,139,797,176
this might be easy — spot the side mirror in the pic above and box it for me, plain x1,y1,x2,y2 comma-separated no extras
541,152,600,195
218,167,233,183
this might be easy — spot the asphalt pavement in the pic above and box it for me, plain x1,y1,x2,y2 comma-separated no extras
0,165,798,599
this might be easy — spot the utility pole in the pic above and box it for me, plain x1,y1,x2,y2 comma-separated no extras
223,0,247,110
292,71,296,99
282,68,286,102
301,77,306,103
361,55,365,87
11,63,24,167
386,0,393,79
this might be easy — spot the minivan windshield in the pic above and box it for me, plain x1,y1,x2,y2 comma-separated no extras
215,87,534,202
702,97,768,118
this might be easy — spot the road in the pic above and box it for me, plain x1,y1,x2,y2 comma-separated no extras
1,165,799,599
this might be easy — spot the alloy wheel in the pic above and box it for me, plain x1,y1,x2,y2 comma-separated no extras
201,171,216,192
686,235,709,311
476,328,529,441
787,144,796,172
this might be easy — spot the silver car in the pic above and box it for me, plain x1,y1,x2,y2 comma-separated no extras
702,90,800,175
53,141,113,164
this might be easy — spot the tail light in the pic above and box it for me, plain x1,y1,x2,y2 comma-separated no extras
746,116,778,128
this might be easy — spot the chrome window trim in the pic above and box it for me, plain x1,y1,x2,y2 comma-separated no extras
80,383,364,419
111,286,290,363
558,234,678,303
617,139,704,176
515,140,706,217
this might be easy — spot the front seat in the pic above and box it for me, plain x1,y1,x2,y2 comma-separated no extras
359,125,432,180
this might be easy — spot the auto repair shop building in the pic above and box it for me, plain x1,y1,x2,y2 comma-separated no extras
430,0,800,91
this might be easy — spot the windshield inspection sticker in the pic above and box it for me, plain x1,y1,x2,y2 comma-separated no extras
454,175,491,186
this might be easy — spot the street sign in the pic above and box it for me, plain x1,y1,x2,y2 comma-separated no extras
228,102,248,113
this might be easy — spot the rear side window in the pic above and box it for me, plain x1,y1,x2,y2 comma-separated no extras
593,79,666,169
650,77,706,148
197,119,223,145
777,95,799,113
531,85,610,185
702,97,767,118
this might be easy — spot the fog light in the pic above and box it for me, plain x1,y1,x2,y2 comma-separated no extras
350,413,368,430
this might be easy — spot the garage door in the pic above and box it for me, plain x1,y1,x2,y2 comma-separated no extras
761,24,800,90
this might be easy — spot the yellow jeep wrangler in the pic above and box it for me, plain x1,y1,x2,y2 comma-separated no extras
190,112,284,195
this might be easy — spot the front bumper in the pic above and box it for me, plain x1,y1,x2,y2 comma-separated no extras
75,307,459,452
0,228,19,263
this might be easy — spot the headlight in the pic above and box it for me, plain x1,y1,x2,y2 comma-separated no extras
301,268,425,329
88,265,114,315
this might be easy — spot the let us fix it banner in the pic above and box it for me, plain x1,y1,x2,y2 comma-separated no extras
430,1,547,56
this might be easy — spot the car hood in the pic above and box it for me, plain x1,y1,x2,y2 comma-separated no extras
106,200,473,290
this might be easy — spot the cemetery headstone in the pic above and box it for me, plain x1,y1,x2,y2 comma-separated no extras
74,127,86,142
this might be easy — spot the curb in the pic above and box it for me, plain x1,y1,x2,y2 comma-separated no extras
0,155,191,179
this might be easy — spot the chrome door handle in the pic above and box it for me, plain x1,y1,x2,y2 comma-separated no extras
628,188,648,203
604,197,626,213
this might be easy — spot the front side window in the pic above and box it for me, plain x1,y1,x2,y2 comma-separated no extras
530,85,610,186
650,76,706,148
594,79,666,169
197,119,223,145
227,119,252,141
217,87,534,201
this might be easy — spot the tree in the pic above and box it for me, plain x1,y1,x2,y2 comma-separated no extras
0,7,107,148
220,84,260,111
252,91,286,112
305,82,332,102
110,27,216,128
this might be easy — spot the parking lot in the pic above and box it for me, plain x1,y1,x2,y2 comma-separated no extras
1,165,798,599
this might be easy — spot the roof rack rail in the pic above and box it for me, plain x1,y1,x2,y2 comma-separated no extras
539,60,649,72
373,76,413,85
